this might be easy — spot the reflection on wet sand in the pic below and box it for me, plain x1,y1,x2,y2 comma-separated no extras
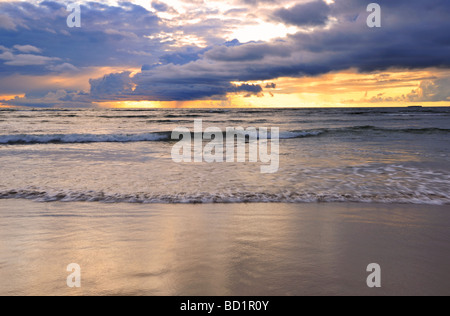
0,200,449,296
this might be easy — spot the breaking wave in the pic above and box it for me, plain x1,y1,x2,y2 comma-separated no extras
0,132,172,144
0,189,449,205
0,126,448,145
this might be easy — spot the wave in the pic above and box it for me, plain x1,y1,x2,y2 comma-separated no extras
0,132,172,144
1,126,448,145
348,108,450,115
97,115,155,119
206,109,231,114
148,119,194,123
287,126,450,138
0,189,448,205
164,114,205,118
338,126,450,134
279,131,324,139
109,109,158,112
233,110,274,114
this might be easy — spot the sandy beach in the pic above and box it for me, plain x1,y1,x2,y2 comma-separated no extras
0,200,448,296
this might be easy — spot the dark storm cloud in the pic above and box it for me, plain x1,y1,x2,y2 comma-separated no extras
159,47,209,65
89,71,135,99
0,1,163,75
232,83,263,95
84,68,264,102
205,41,291,62
273,0,331,27
288,0,450,72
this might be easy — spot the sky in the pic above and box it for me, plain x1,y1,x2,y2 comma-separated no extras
0,0,449,108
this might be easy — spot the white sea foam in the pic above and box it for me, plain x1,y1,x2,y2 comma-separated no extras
1,188,449,205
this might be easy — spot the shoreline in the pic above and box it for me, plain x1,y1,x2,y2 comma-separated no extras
0,195,448,206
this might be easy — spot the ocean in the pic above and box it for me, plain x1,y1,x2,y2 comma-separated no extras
0,107,449,205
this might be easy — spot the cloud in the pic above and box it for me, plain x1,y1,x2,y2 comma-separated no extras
2,89,92,108
273,0,331,27
4,54,60,66
403,77,450,102
238,0,279,6
0,14,16,30
152,1,170,12
13,45,42,53
47,63,79,73
0,51,14,61
157,46,208,65
205,41,291,62
231,83,263,97
345,74,450,104
1,0,450,106
89,71,135,99
0,44,60,66
415,77,450,101
0,1,163,75
116,0,450,102
84,68,267,102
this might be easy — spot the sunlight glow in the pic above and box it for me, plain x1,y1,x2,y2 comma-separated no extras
227,22,299,43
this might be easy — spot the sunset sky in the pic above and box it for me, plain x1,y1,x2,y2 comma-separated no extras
0,0,449,108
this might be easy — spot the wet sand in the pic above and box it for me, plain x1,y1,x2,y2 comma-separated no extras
0,200,449,296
